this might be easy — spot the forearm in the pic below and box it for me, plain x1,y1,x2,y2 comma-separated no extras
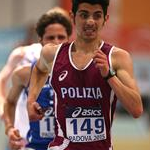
4,102,16,134
108,76,143,118
0,79,6,115
27,64,49,121
0,76,9,100
28,64,49,103
0,75,11,117
0,67,15,100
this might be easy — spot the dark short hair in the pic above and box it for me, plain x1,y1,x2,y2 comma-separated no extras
36,12,72,38
72,0,110,17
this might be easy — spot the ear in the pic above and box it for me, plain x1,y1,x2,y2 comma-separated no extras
69,11,75,24
38,37,42,42
105,14,109,22
38,37,44,46
103,14,109,26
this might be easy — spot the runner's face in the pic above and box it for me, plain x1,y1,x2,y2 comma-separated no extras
74,3,107,41
41,23,69,45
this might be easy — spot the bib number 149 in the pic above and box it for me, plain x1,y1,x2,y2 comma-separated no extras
69,118,104,135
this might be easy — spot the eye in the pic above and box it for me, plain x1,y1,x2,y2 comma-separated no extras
93,13,102,20
79,12,89,19
48,36,55,40
58,35,66,40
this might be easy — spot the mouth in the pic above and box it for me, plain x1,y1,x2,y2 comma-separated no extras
83,28,96,36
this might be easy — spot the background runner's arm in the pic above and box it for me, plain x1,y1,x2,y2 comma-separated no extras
0,47,24,116
4,69,24,134
0,47,24,100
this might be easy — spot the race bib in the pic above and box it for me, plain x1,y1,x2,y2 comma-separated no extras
39,107,55,138
66,106,106,142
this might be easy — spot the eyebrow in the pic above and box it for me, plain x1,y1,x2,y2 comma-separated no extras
78,10,88,13
78,10,103,14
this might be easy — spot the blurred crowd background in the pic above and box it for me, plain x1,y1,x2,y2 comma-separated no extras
0,0,150,150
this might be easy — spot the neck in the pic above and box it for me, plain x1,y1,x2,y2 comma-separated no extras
73,38,102,53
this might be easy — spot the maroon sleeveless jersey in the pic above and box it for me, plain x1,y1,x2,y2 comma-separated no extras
49,41,117,150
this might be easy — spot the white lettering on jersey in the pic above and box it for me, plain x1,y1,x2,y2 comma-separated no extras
61,87,102,99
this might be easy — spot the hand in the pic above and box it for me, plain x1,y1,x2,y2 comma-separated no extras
93,49,109,77
27,101,44,121
8,128,24,150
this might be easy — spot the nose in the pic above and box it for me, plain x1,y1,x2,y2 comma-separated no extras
86,16,95,25
53,38,61,45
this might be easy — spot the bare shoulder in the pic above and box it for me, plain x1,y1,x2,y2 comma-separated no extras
41,43,61,63
111,46,133,70
12,64,31,86
8,44,38,60
5,46,26,68
9,46,25,58
112,47,131,59
0,47,27,78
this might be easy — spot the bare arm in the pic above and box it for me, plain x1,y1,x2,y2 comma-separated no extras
4,66,29,149
108,48,143,118
4,66,29,134
94,48,143,118
27,43,58,120
0,47,24,98
0,47,24,116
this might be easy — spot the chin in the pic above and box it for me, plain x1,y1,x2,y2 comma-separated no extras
84,37,96,42
84,34,96,39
